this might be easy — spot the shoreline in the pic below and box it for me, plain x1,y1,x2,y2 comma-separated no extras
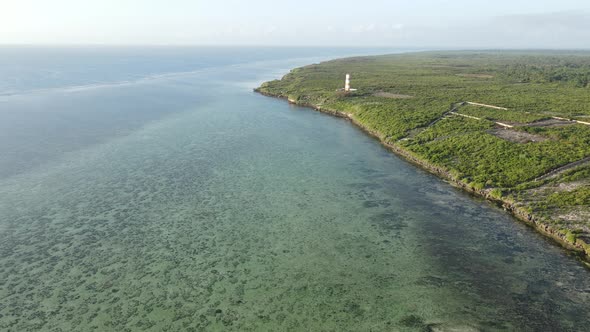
256,89,590,267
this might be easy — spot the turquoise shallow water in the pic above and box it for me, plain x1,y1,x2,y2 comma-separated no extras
0,48,589,331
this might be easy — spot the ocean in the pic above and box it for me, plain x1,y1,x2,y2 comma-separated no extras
0,46,589,331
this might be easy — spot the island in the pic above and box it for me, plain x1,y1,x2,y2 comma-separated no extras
256,51,590,265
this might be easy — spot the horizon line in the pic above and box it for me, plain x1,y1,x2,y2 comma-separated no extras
1,44,590,52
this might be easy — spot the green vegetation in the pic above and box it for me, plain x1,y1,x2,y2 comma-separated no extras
551,188,590,207
257,51,590,256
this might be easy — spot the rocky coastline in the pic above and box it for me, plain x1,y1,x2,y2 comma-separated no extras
256,88,590,267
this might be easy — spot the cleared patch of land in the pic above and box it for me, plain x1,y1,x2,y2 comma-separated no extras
488,128,547,143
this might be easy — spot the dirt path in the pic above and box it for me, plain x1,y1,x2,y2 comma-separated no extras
534,156,590,181
552,116,590,127
399,103,463,141
449,111,514,128
466,101,508,110
401,101,589,144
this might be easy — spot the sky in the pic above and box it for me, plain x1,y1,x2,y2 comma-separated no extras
1,0,590,48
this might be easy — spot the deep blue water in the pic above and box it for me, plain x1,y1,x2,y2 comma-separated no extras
0,47,589,331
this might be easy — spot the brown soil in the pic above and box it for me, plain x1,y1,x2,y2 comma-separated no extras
488,128,547,143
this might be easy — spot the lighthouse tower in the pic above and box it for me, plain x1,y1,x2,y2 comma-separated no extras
344,74,351,92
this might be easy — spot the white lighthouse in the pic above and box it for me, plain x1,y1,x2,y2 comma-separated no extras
345,74,351,92
343,73,357,92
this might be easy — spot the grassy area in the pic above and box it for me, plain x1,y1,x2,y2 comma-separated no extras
257,51,590,257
